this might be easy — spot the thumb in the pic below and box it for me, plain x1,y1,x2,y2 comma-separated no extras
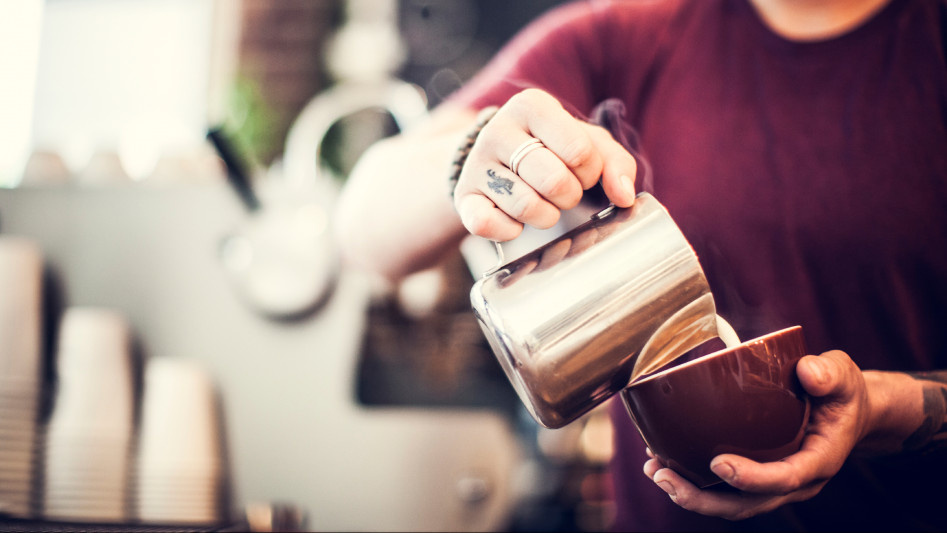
796,351,859,399
585,124,637,207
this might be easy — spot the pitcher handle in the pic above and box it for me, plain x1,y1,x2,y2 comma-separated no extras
481,203,618,279
482,241,506,279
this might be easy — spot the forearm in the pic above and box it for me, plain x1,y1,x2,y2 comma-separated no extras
857,370,947,457
900,371,947,454
334,106,477,281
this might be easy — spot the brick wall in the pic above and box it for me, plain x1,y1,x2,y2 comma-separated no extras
235,0,340,165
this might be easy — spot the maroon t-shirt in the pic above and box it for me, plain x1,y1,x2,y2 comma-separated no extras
450,0,947,530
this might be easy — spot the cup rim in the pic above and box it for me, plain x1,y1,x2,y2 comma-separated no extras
627,325,803,387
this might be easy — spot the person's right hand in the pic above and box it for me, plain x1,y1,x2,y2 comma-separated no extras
452,88,639,242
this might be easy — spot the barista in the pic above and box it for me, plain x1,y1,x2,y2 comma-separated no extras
334,0,947,530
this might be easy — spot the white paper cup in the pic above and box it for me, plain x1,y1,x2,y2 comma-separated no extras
55,307,133,375
137,359,222,471
135,358,227,525
48,308,135,433
0,238,43,384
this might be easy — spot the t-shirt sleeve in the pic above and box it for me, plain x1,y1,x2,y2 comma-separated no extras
445,1,611,118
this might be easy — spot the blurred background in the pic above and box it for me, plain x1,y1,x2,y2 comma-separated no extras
0,1,619,531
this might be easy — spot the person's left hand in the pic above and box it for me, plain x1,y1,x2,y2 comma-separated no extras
643,350,872,520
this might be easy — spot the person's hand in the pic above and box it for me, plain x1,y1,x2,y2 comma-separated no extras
453,88,639,242
643,350,872,520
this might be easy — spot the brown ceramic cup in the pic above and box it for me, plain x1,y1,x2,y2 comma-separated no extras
620,325,810,488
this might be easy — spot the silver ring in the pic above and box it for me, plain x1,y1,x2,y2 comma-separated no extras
509,138,544,175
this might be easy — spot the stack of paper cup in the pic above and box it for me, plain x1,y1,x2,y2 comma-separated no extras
0,238,45,518
43,308,135,523
135,358,228,525
76,149,131,186
20,149,71,186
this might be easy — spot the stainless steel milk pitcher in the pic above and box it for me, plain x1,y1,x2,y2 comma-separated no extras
470,192,720,428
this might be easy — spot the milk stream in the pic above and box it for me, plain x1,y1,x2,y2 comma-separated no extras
629,314,742,384
715,314,741,348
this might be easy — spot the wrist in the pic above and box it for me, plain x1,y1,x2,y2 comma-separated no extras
854,370,925,457
448,106,499,199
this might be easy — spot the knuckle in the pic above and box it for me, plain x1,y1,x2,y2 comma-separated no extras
508,193,540,221
558,136,596,169
669,491,690,509
506,88,556,120
533,208,560,230
466,211,498,239
513,87,548,105
457,196,491,236
508,194,559,229
730,509,755,522
543,172,582,207
473,123,502,154
506,90,535,115
782,472,805,493
586,123,611,140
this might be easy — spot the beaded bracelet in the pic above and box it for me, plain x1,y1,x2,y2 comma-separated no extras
448,106,500,198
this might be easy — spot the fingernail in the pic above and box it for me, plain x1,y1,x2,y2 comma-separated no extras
711,460,734,482
809,358,827,384
656,480,677,499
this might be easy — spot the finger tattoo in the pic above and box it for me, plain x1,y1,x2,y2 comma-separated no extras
487,169,514,195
